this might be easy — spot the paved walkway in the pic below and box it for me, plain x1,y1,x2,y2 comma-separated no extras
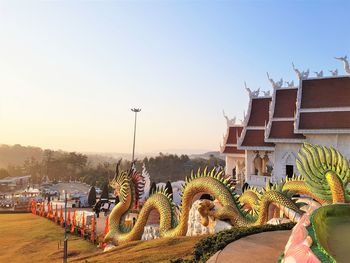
207,230,291,263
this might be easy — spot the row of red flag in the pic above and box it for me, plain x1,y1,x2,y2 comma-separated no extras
30,200,101,242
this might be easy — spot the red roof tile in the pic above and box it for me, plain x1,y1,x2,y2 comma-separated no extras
241,130,274,147
299,112,350,130
247,98,271,126
273,89,298,118
269,121,305,139
301,77,350,109
225,126,243,144
222,146,245,154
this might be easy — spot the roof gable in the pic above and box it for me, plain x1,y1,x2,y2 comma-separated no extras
296,76,350,133
238,96,274,150
301,77,350,108
273,89,298,118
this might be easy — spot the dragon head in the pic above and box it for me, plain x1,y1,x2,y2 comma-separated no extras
110,159,129,203
110,160,145,205
198,199,215,226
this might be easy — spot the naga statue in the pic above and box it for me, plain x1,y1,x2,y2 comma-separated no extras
104,143,350,246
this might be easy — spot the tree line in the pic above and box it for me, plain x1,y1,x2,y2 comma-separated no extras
0,145,225,189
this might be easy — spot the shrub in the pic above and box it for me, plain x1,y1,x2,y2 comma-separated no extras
175,222,295,262
101,182,109,199
88,186,97,207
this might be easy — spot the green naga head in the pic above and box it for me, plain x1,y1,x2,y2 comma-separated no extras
296,143,350,203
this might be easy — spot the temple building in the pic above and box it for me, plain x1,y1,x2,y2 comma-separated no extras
236,90,274,188
220,113,245,185
264,81,305,184
295,76,350,158
221,56,350,189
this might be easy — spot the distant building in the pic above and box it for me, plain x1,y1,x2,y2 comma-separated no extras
0,175,31,191
221,57,350,189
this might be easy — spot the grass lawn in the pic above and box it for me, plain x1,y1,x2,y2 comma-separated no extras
0,213,98,263
0,213,204,263
73,235,205,263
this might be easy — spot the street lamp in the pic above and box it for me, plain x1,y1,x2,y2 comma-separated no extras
131,108,141,163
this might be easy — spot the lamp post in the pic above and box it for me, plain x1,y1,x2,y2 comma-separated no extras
63,190,68,263
131,108,141,163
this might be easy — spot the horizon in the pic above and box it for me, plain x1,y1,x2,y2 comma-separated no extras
0,142,220,158
0,1,349,153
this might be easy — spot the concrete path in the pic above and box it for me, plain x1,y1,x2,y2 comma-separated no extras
207,230,291,263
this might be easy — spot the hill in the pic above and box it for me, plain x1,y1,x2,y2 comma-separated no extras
189,151,225,160
0,144,225,187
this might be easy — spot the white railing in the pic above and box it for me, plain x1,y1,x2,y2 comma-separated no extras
246,174,272,187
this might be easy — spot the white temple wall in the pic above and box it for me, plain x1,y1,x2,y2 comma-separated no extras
225,155,245,179
245,150,255,178
272,143,302,184
245,150,274,188
306,134,350,161
225,156,235,177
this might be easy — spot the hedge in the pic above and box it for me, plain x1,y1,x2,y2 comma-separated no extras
172,222,295,263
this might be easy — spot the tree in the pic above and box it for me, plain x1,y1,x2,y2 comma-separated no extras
149,182,157,196
101,182,109,199
88,186,97,207
165,181,173,200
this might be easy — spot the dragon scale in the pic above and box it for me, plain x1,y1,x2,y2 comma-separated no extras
105,143,350,245
105,169,302,244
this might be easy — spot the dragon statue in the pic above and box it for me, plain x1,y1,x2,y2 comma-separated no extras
105,143,350,246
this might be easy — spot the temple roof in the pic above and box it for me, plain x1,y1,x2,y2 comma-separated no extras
247,98,271,126
221,126,245,155
265,87,305,143
295,76,350,133
238,97,275,150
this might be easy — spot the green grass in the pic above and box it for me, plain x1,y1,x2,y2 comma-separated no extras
0,213,98,263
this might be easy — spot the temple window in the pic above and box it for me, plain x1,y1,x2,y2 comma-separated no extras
232,167,236,180
286,165,293,178
253,151,263,176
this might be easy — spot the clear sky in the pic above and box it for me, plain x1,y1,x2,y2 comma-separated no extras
0,0,349,154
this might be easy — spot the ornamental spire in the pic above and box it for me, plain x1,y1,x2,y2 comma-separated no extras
335,55,350,75
292,63,309,80
223,110,236,127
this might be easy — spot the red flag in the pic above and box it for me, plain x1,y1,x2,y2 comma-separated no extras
34,200,37,214
90,216,96,242
59,206,64,226
46,202,51,218
54,204,58,223
31,200,35,214
81,212,85,237
102,216,109,248
67,209,71,226
71,210,76,233
41,202,45,217
104,216,109,236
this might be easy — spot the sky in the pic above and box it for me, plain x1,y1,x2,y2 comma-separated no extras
0,0,349,155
